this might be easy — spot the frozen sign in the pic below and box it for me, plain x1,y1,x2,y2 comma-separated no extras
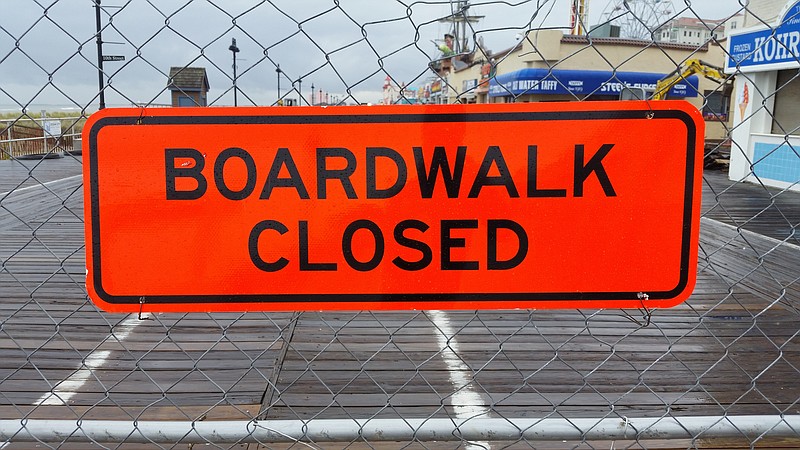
726,0,800,73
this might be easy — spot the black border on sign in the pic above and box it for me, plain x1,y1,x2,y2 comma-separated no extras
88,109,698,305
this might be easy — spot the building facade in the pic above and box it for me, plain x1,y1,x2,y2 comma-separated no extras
435,29,731,140
656,15,744,45
726,0,800,192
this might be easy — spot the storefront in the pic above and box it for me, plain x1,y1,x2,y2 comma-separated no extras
430,79,445,104
438,28,729,138
488,68,699,101
726,0,800,192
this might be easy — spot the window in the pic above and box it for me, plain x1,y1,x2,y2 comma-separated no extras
771,70,800,136
703,90,730,122
178,96,195,106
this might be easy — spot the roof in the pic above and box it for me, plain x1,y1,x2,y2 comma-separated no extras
659,14,744,31
168,67,210,92
667,16,726,30
561,34,709,51
487,42,523,61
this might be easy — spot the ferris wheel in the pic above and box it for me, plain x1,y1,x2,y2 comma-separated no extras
599,0,676,40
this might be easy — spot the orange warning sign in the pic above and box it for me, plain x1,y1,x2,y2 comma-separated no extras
83,102,703,313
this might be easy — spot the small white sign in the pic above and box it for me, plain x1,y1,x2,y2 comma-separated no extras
43,120,61,137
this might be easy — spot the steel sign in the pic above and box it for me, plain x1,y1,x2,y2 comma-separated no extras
83,102,703,312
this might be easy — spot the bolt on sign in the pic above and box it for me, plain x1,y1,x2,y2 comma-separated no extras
83,102,703,313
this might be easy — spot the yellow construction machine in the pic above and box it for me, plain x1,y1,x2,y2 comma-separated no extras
651,59,728,100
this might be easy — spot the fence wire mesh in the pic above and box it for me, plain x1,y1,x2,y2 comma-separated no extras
1,0,800,448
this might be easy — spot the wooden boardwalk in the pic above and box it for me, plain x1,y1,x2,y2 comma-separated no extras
702,167,800,246
0,157,798,447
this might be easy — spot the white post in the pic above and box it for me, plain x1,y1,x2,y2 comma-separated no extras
40,110,48,155
6,124,12,157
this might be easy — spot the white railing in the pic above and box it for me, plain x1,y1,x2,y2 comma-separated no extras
0,116,83,158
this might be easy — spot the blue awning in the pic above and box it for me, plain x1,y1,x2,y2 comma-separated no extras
488,68,699,98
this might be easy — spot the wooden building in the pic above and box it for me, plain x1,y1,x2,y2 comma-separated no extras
168,67,210,107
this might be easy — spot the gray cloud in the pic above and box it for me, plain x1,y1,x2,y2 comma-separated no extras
0,0,743,110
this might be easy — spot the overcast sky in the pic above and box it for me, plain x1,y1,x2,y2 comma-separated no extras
0,0,745,110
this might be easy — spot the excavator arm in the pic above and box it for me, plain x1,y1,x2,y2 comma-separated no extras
651,59,727,100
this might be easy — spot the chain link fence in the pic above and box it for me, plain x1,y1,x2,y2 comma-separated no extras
1,0,799,448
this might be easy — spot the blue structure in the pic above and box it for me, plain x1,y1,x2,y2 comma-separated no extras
488,68,699,98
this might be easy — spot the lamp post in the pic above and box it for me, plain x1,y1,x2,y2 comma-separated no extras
276,64,282,105
298,78,303,105
228,38,240,106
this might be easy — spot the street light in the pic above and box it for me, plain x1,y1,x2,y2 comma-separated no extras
276,64,282,105
229,38,240,106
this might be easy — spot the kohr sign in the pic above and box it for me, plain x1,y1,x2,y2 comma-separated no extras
726,0,800,73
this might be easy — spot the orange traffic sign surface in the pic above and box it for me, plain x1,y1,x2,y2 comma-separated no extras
83,102,703,313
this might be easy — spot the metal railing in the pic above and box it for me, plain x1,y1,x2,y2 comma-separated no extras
1,118,80,159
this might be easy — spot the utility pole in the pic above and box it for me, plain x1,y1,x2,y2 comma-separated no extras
94,0,105,110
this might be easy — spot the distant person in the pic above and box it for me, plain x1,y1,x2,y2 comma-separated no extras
436,33,455,57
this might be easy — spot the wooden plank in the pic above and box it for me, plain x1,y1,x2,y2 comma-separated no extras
1,159,799,434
